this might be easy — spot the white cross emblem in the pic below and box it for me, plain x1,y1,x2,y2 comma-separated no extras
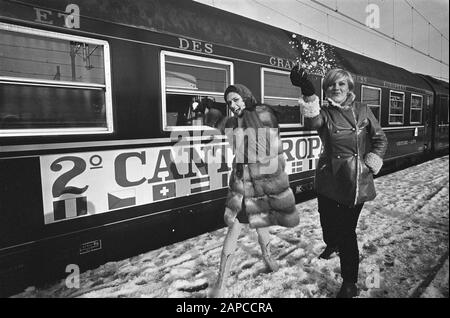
160,186,170,196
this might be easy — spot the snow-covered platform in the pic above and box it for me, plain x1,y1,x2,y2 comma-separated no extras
13,156,449,298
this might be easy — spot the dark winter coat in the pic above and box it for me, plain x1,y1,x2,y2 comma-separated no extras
211,84,299,228
305,96,388,206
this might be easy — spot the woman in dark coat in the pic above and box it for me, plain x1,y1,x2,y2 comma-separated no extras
290,66,388,298
205,84,299,297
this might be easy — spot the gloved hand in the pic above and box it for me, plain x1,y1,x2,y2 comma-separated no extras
290,65,316,97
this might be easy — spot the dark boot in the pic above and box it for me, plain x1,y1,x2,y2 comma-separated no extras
336,281,358,298
319,245,338,260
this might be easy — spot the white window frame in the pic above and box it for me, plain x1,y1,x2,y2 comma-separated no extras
160,51,233,131
410,94,423,124
0,22,113,137
361,85,382,121
388,90,405,125
261,67,302,128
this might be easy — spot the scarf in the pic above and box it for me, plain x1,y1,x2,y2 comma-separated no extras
224,84,271,164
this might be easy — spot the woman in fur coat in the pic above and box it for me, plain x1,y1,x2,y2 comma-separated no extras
290,66,388,298
205,84,299,298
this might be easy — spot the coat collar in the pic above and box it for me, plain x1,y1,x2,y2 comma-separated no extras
324,92,358,127
325,92,356,109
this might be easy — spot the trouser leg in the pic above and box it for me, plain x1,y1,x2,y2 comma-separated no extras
336,203,364,284
317,195,340,248
256,227,279,272
210,215,242,298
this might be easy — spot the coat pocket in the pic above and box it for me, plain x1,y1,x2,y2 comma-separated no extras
330,156,355,190
330,155,349,176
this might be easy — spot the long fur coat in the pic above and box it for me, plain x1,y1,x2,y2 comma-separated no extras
216,84,299,228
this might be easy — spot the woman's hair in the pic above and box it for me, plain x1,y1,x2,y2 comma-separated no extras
322,69,355,92
224,84,258,110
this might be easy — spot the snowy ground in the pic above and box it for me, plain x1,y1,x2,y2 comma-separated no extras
13,156,449,298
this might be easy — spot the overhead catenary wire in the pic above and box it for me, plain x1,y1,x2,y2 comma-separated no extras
246,0,448,80
392,0,395,39
402,0,449,69
265,0,449,81
405,0,449,42
250,0,367,56
324,0,450,43
304,0,449,67
411,5,414,47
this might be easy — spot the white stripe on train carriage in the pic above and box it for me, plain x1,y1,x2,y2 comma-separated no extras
0,136,230,153
382,125,425,131
0,21,110,45
384,151,427,161
0,131,319,153
280,130,317,136
0,128,112,138
0,77,106,89
279,123,304,129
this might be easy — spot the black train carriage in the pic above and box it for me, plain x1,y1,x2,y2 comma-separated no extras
418,75,449,155
0,0,448,296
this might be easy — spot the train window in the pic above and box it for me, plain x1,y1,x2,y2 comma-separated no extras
361,86,381,121
0,23,113,136
161,51,233,131
389,91,405,125
410,94,423,124
261,68,302,127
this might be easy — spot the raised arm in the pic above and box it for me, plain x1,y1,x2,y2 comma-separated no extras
290,65,324,130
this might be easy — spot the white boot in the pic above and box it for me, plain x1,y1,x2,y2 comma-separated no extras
257,227,279,272
209,219,242,298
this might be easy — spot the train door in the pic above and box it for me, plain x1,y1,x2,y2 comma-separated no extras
435,94,450,151
423,94,434,153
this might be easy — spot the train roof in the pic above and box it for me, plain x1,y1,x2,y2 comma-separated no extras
0,0,435,92
417,74,449,96
331,47,432,91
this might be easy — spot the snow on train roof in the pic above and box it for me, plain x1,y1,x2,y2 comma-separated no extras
0,0,435,91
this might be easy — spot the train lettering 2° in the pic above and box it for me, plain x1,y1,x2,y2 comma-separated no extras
40,142,232,224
